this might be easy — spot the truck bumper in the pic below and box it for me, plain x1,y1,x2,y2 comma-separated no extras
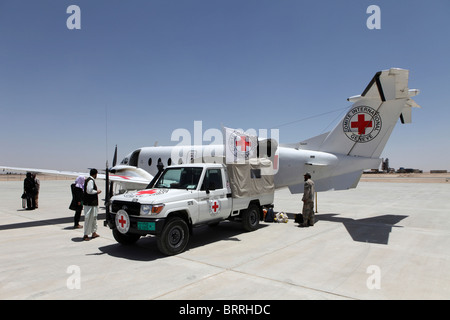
110,212,166,236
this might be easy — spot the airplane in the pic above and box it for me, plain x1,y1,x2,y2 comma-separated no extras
1,68,420,196
115,68,421,193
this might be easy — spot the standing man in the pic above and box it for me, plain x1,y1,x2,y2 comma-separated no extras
33,173,40,209
301,172,315,227
83,169,102,241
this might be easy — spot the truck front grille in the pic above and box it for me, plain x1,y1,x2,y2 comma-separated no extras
111,201,141,216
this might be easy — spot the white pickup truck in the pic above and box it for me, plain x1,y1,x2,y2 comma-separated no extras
107,161,275,255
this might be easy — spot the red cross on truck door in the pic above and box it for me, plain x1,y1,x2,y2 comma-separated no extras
210,200,220,214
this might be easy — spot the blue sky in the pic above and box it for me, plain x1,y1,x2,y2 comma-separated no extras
1,0,449,172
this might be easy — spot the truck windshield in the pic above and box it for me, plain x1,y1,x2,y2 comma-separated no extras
154,167,204,190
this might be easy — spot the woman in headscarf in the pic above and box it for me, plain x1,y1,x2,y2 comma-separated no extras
69,175,85,229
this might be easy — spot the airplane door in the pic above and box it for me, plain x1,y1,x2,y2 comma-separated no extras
198,168,232,223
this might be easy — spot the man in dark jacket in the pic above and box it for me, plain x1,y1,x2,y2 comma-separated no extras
83,169,102,241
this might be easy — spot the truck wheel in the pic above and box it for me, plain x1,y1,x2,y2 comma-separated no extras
112,228,140,245
157,217,190,255
242,204,260,232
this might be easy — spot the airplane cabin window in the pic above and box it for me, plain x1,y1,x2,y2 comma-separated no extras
168,158,172,166
148,158,152,167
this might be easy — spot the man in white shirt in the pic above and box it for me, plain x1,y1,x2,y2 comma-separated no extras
83,169,102,241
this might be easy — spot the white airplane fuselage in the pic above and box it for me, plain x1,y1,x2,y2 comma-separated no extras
120,144,380,193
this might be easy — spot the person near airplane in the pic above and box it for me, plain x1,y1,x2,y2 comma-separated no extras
23,172,37,210
83,169,102,241
69,175,85,229
301,172,315,227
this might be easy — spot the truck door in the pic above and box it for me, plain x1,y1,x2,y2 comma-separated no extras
198,168,232,222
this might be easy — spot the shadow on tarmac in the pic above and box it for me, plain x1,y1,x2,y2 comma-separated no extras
284,212,408,245
315,213,407,245
1,209,405,256
0,213,107,231
97,222,268,261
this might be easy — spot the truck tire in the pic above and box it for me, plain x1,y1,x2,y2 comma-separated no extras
112,228,140,245
157,217,190,255
242,204,260,232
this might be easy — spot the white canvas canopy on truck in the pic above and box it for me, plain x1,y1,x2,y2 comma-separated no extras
226,158,275,198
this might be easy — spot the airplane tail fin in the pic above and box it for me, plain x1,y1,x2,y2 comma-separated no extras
316,68,420,158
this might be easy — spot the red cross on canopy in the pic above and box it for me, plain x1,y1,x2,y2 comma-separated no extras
235,135,251,152
351,114,373,135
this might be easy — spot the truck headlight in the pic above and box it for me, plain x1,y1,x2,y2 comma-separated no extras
140,205,152,215
140,204,164,216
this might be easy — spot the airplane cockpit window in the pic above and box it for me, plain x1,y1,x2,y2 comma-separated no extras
129,150,141,167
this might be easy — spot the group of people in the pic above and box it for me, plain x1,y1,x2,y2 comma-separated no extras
23,172,40,210
69,169,102,241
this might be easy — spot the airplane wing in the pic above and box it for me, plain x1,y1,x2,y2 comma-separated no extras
0,166,85,178
0,165,152,190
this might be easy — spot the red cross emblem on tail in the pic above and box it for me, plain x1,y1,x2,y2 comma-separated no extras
351,114,373,135
343,106,382,143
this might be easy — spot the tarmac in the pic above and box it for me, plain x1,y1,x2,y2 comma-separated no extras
1,177,449,300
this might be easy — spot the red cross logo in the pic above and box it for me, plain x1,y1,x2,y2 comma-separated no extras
118,215,126,228
235,135,251,152
211,201,219,213
136,189,158,196
351,114,373,135
343,106,382,143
